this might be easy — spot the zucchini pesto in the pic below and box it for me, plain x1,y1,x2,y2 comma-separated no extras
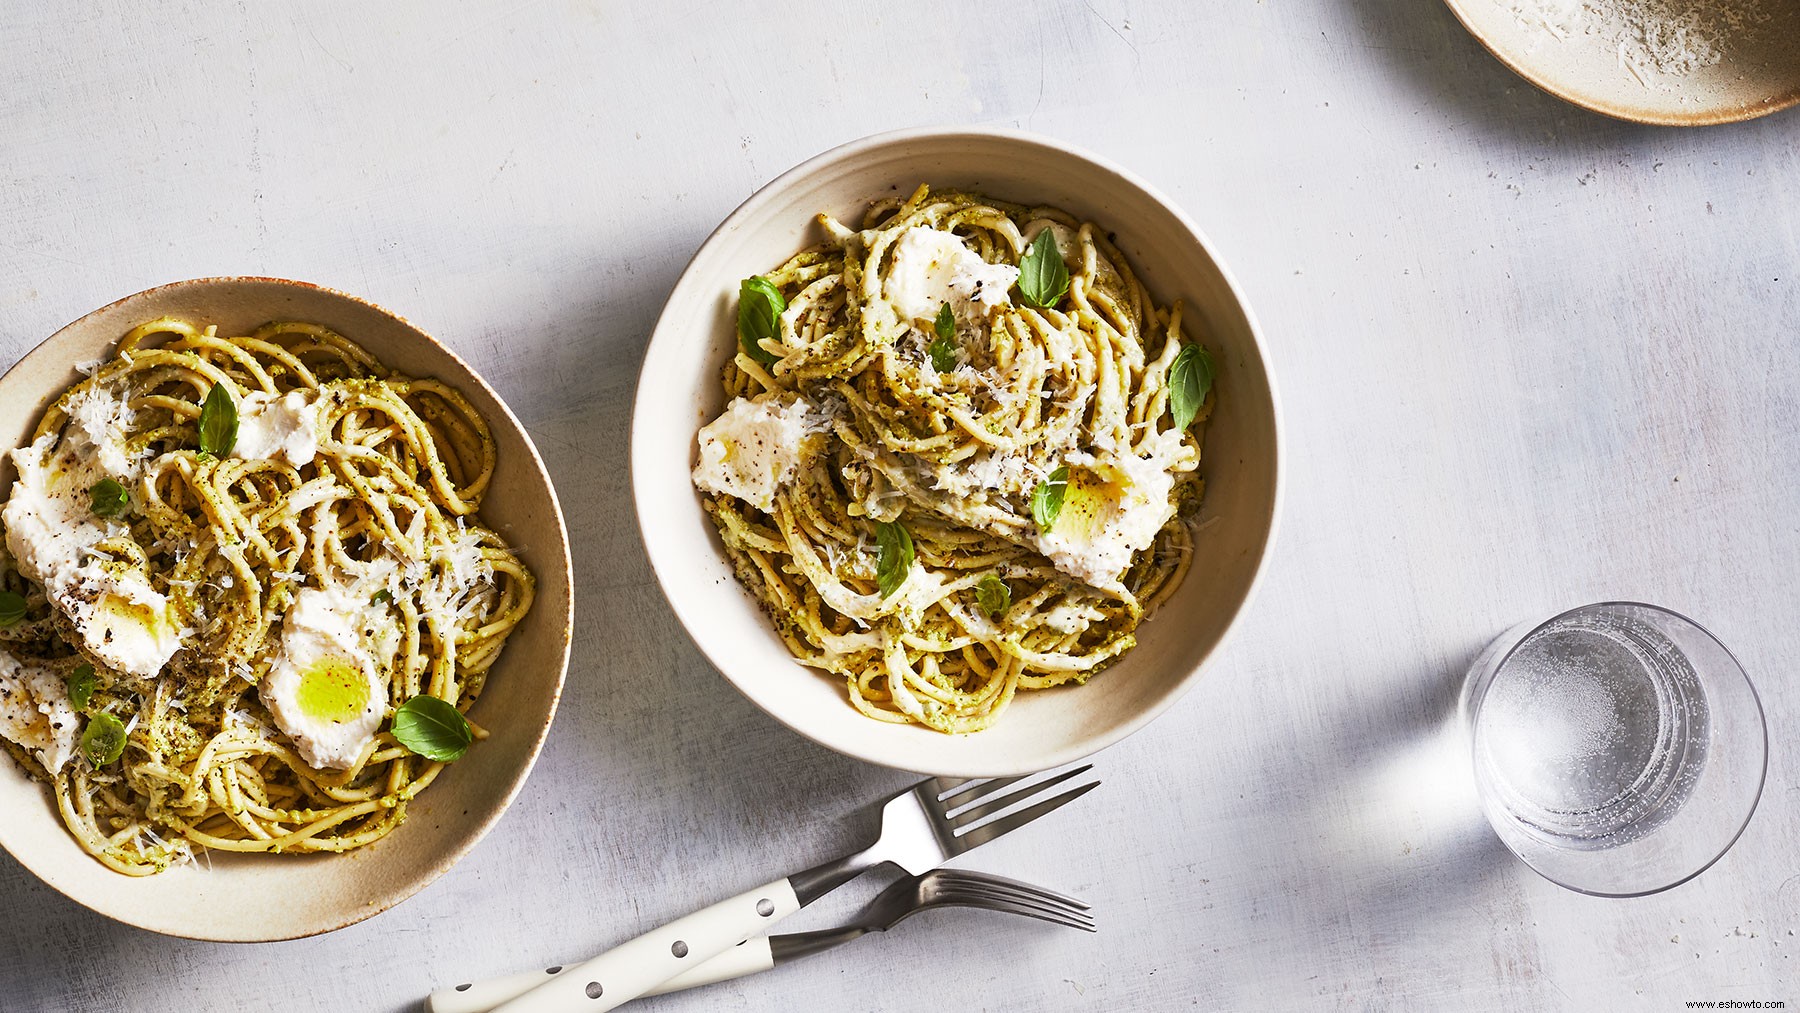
0,318,534,874
692,185,1215,733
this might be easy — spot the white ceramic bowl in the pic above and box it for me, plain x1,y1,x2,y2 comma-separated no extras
633,129,1281,776
0,279,573,940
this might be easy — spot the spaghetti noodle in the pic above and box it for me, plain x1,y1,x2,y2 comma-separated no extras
692,185,1213,733
0,318,533,874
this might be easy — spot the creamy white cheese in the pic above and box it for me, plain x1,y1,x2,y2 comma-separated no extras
691,396,814,514
60,562,185,676
0,645,79,773
234,390,320,467
883,226,1020,329
1036,429,1193,592
260,585,387,770
809,628,886,667
4,432,113,593
1043,599,1108,635
889,563,951,628
3,428,186,678
5,383,145,595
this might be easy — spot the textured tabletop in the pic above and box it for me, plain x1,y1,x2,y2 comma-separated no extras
1,2,1794,1011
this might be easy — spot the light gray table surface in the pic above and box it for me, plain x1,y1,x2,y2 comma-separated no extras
1,2,1794,1010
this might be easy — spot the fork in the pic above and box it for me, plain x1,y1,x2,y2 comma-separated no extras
485,766,1099,1012
428,869,1094,1013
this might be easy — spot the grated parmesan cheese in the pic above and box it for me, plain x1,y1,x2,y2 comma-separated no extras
1501,0,1772,83
62,383,141,479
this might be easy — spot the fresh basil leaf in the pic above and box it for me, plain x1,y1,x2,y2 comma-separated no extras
1017,228,1069,310
370,589,393,605
975,574,1011,619
927,337,958,373
933,301,956,343
81,712,127,767
89,478,129,517
0,590,24,627
875,521,914,599
927,301,959,372
391,695,472,762
1168,344,1215,431
737,276,785,368
198,383,238,457
68,664,96,711
1031,466,1069,532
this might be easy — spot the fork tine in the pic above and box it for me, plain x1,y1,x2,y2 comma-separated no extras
935,886,1096,928
944,765,1093,829
936,892,1097,932
937,879,1093,918
933,775,1024,805
928,870,1092,911
952,779,1099,851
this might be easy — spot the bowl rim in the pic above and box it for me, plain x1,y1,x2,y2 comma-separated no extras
0,276,575,941
631,126,1284,775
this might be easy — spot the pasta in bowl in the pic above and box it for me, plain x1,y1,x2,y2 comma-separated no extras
0,279,572,939
692,185,1213,733
636,129,1280,776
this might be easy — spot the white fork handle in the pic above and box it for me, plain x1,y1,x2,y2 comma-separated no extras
489,879,800,1012
426,937,776,1013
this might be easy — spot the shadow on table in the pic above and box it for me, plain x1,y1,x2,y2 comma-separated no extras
1312,650,1522,909
1334,0,1643,145
1183,641,1523,950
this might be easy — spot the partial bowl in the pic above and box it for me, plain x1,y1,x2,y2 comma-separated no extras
632,128,1281,777
0,278,573,940
1443,0,1800,125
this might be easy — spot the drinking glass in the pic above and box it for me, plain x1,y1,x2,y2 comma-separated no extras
1461,602,1766,896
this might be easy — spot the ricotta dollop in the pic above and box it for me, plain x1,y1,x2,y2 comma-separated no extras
0,646,79,773
3,391,186,678
691,396,814,514
883,226,1020,329
60,563,186,676
234,389,321,467
1036,429,1193,592
259,585,387,770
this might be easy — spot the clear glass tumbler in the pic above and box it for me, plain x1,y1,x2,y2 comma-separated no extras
1461,602,1767,896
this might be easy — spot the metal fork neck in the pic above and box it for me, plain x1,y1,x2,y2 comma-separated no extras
768,925,871,965
789,844,884,905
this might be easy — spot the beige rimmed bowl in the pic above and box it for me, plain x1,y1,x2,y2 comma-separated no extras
1443,0,1800,125
0,278,573,940
632,128,1282,777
